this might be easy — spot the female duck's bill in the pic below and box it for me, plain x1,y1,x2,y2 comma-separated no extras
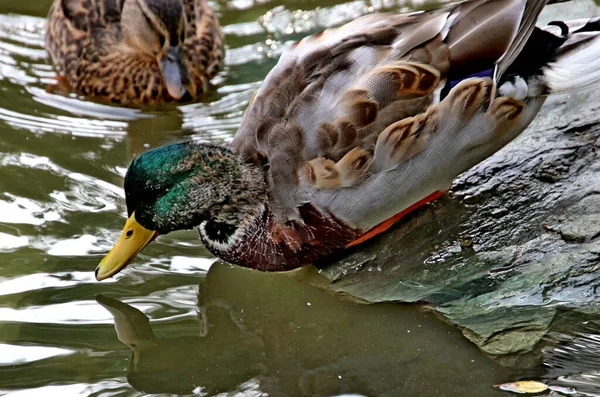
159,46,191,100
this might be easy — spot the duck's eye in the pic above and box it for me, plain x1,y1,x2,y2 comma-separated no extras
125,229,134,239
158,35,165,47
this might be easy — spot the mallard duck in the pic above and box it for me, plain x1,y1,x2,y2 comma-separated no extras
96,0,600,280
45,0,222,106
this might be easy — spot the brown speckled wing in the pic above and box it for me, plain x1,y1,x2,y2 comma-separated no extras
231,11,451,222
46,0,124,81
60,0,124,31
230,0,552,240
183,0,223,97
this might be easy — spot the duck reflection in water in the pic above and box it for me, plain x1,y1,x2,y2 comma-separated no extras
97,262,516,396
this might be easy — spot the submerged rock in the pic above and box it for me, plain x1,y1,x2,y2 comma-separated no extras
313,88,600,355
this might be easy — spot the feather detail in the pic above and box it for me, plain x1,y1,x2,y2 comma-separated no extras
302,158,340,190
351,61,442,106
337,89,379,128
489,96,525,131
337,147,372,187
374,77,493,171
183,0,223,94
300,147,372,190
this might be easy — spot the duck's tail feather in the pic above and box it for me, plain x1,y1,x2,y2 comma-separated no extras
496,0,554,77
440,0,566,99
542,18,600,93
500,17,600,96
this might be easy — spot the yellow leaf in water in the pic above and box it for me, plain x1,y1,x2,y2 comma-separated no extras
494,381,549,394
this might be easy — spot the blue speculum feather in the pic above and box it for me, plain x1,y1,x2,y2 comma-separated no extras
449,68,495,89
441,67,495,100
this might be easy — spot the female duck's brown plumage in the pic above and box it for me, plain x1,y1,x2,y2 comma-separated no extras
45,0,222,106
96,0,600,280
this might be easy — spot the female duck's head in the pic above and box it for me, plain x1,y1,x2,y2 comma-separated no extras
121,0,190,99
95,141,266,280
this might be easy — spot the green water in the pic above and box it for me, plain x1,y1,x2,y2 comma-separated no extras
0,0,590,395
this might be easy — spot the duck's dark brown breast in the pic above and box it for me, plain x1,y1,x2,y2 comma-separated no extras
205,203,361,271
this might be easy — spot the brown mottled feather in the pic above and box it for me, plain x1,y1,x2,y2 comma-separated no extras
45,0,222,106
231,14,457,220
374,77,493,171
299,147,371,190
219,0,595,265
182,0,222,95
489,96,525,128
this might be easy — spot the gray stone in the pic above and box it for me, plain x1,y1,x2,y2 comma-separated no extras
308,87,600,355
548,214,600,242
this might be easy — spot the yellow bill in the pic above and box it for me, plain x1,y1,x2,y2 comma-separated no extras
96,212,158,281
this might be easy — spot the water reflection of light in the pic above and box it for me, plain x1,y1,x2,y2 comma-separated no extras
0,189,119,227
221,21,265,37
169,256,214,274
0,152,59,171
0,343,72,365
1,380,132,397
0,197,48,225
0,272,89,295
180,82,259,138
0,15,45,46
0,37,46,60
0,150,123,228
228,0,257,11
543,322,600,396
0,106,129,137
29,87,147,123
227,43,268,65
46,235,99,256
1,384,92,397
0,300,129,324
212,379,266,397
0,232,28,250
66,171,124,198
0,295,202,324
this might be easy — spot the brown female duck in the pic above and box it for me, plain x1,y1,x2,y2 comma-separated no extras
45,0,222,106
